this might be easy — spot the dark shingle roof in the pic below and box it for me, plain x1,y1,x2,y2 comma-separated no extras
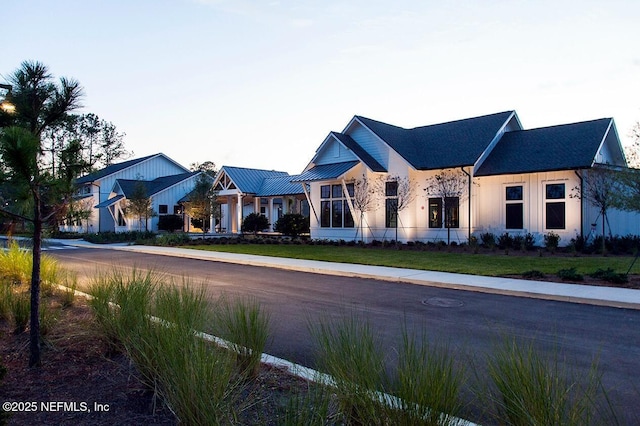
356,111,514,170
475,118,612,176
116,172,198,197
222,167,290,194
292,161,360,183
331,132,386,172
75,154,159,184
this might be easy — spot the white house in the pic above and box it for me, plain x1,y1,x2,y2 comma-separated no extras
67,153,195,233
289,111,639,246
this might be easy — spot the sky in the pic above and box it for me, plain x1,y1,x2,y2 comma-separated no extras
3,0,640,174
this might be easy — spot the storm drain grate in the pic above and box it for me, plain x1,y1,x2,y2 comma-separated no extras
421,297,464,308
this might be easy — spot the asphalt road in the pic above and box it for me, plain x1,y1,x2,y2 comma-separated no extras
49,246,640,424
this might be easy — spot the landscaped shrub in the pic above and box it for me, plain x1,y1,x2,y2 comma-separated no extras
83,230,155,244
522,270,545,279
154,233,192,246
480,232,496,248
589,268,628,284
557,267,583,281
157,214,184,233
241,213,270,234
544,232,560,253
273,213,310,237
497,233,514,250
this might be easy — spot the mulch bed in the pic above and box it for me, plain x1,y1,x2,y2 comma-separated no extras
0,297,312,425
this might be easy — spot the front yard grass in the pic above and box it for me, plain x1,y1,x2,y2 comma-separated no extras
181,244,640,277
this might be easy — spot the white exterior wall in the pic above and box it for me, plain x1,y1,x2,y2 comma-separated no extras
475,171,582,246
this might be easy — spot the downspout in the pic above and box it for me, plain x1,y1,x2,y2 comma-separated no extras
574,170,584,240
461,167,471,242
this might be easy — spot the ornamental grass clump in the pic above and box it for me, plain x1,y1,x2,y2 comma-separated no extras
388,326,466,426
484,337,611,426
87,270,245,424
213,295,271,379
310,312,388,425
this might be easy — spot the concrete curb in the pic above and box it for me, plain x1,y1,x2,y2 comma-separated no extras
51,239,640,310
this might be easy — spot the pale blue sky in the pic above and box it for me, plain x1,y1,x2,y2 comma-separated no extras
4,0,640,173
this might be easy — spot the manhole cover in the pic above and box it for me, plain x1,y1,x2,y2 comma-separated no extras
422,297,464,308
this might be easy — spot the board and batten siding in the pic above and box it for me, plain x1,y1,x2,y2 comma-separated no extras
347,122,389,170
313,137,359,166
474,171,581,246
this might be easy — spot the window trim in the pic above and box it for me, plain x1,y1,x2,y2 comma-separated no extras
505,184,524,230
544,182,566,230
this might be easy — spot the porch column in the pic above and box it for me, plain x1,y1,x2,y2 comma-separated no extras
236,194,243,234
254,197,260,215
268,198,274,231
225,196,232,233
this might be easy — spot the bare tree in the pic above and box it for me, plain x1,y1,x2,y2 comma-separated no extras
626,122,640,169
351,174,382,242
424,169,468,244
571,166,618,253
386,175,417,243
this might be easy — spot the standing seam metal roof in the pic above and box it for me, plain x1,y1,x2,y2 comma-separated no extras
221,166,290,194
291,161,360,182
115,172,199,197
75,154,159,184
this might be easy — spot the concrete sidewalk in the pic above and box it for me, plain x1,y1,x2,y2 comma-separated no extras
49,238,640,310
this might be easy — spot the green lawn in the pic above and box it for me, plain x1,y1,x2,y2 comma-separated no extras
181,244,640,277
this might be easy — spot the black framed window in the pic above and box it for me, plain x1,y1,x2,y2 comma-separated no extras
546,202,565,229
344,200,354,228
320,201,331,227
320,185,331,199
320,182,354,228
332,200,343,227
385,198,398,228
505,185,523,229
173,205,183,215
546,183,565,199
444,197,459,228
429,198,442,228
158,204,168,214
545,183,565,229
385,181,398,228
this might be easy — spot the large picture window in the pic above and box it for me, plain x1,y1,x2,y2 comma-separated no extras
320,183,354,228
428,197,459,228
545,183,565,230
505,185,523,229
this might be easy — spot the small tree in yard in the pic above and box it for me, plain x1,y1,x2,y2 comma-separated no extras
127,181,156,231
0,60,83,366
182,173,217,235
242,213,270,235
571,166,618,253
351,174,383,242
424,169,468,245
